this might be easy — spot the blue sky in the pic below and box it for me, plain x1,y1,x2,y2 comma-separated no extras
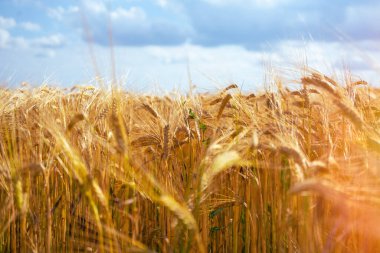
1,0,380,91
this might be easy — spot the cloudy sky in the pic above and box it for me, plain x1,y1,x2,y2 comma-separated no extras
1,0,380,91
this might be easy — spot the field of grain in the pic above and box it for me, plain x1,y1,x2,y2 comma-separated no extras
1,70,380,252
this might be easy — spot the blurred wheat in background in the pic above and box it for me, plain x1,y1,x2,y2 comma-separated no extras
1,69,380,252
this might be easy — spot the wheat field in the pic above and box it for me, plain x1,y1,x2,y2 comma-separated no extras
1,69,380,252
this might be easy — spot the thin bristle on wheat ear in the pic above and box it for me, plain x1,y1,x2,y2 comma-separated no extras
131,135,161,147
140,103,158,118
351,80,368,86
312,72,338,87
301,76,341,99
245,93,256,99
217,94,232,119
209,97,222,105
221,84,239,94
95,107,109,121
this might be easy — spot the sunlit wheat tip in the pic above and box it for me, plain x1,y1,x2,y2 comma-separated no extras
202,151,241,190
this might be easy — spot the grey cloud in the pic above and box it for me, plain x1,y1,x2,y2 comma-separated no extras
81,2,191,47
182,0,367,48
65,0,380,48
339,3,380,40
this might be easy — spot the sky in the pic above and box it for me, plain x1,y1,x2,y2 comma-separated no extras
1,0,380,92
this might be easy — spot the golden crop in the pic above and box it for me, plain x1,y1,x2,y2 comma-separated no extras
1,70,380,252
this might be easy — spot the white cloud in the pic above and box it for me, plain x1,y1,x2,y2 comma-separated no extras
81,0,145,21
342,3,380,40
140,44,266,90
79,2,188,46
34,49,56,58
47,6,65,20
0,29,11,48
32,34,65,48
201,0,294,7
156,0,169,7
0,16,65,50
68,6,80,13
47,5,79,21
3,0,380,90
0,27,29,49
20,22,41,31
12,36,29,48
81,0,107,14
0,16,16,29
2,39,380,91
263,39,380,86
111,7,146,21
